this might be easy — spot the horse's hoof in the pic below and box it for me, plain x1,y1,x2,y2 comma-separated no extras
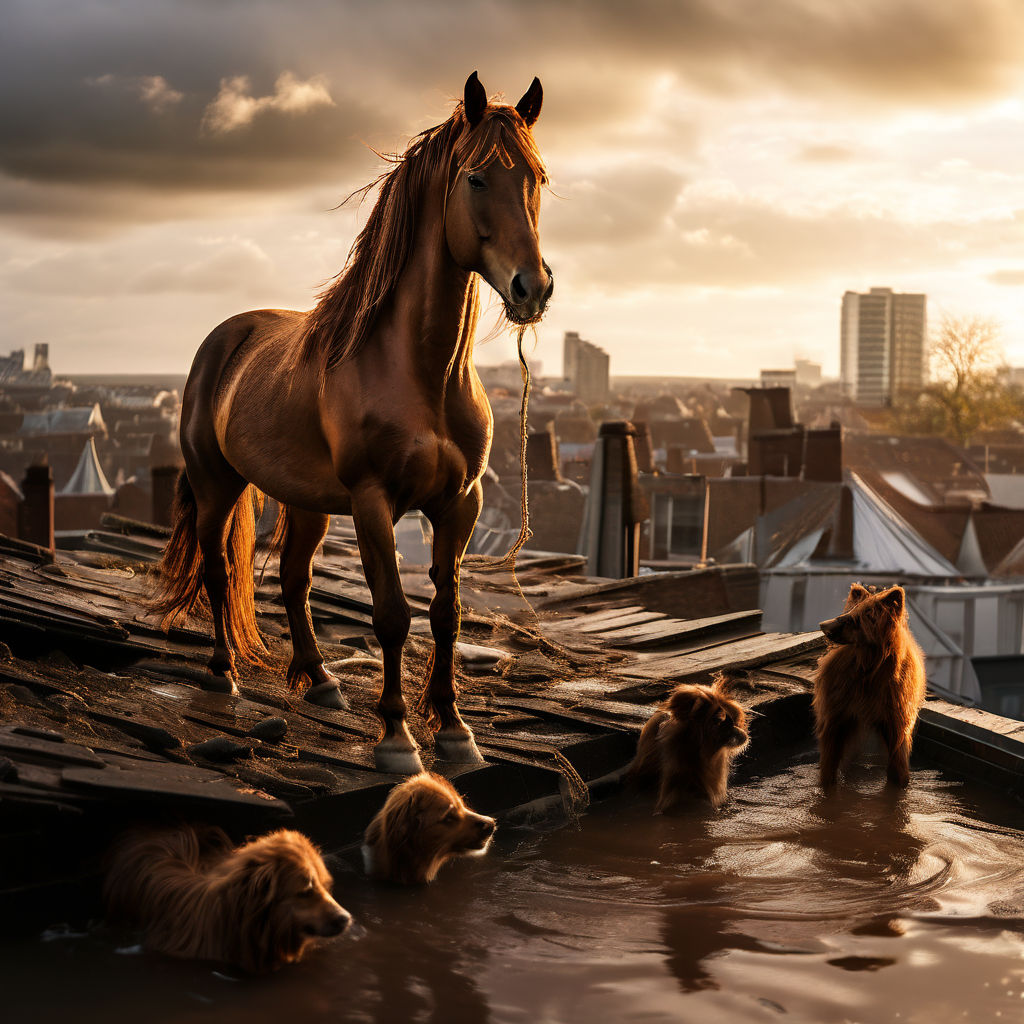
203,672,238,696
304,682,349,710
373,740,424,775
434,729,485,765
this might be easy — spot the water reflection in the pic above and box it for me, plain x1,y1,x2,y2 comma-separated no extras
7,754,1024,1024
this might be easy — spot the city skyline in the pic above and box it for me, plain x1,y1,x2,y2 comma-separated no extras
2,1,1023,379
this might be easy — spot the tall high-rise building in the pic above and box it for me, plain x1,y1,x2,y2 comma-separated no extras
840,287,927,407
562,331,610,404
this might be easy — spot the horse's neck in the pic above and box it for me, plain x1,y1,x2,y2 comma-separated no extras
382,196,476,390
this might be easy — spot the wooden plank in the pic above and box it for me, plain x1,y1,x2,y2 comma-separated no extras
493,697,637,734
62,762,291,814
601,610,762,648
0,730,106,769
609,632,828,693
577,610,667,634
551,605,649,629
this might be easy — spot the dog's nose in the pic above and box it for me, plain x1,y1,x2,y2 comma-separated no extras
730,729,748,748
478,815,496,837
323,907,352,936
819,616,840,639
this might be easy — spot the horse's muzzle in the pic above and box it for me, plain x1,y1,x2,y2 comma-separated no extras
507,263,553,322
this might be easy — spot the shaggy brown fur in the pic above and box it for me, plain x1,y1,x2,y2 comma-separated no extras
103,825,351,974
363,772,496,884
814,582,927,789
628,675,750,812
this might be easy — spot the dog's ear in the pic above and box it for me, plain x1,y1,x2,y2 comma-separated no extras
387,785,428,844
665,685,704,721
883,586,905,613
848,582,870,602
244,858,280,906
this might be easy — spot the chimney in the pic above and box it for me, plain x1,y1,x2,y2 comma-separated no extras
18,459,54,551
582,421,649,578
631,421,655,474
526,423,561,482
151,465,180,528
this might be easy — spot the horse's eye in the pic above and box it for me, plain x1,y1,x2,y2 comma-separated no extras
467,174,487,192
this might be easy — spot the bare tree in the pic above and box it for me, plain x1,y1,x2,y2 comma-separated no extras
932,313,1000,390
889,313,1015,448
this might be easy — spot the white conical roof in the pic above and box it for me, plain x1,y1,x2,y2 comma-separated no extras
62,437,113,495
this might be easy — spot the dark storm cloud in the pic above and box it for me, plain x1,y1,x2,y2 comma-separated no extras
3,0,1021,197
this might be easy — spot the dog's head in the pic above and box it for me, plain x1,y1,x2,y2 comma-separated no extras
663,679,749,756
365,772,496,883
225,829,351,972
820,583,905,646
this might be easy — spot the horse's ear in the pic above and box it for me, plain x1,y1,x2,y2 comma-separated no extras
515,76,543,127
464,71,487,128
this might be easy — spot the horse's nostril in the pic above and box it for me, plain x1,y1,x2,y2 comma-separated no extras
510,274,528,303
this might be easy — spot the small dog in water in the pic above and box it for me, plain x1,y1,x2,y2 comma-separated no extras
363,772,497,884
629,674,750,812
815,582,926,789
104,825,351,974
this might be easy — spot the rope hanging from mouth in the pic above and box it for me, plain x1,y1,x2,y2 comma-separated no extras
465,325,533,593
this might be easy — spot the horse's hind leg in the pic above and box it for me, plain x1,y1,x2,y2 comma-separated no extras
422,483,484,764
351,486,422,774
193,470,247,692
279,506,348,710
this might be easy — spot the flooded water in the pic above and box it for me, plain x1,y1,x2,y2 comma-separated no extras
7,753,1024,1023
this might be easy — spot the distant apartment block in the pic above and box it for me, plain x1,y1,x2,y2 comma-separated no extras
760,368,797,389
794,358,822,387
563,331,609,405
760,360,821,391
840,287,927,407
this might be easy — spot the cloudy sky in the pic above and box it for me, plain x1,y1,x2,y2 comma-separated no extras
2,0,1023,379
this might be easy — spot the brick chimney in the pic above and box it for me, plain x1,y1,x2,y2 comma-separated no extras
18,459,54,550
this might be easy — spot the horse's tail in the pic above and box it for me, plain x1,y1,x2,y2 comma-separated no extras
154,471,204,625
154,471,267,665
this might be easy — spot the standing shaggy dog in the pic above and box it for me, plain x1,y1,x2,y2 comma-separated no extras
814,583,926,789
363,772,496,884
628,675,750,812
104,825,351,973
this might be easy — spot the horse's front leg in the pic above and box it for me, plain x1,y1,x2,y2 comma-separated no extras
351,486,423,774
422,482,484,764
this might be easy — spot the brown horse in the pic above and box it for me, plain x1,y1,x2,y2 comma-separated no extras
156,72,552,773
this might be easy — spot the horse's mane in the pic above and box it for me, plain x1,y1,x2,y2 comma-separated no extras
299,101,546,375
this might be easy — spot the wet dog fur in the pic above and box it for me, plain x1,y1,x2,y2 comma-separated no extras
362,772,496,884
814,582,927,789
628,674,749,812
103,824,351,973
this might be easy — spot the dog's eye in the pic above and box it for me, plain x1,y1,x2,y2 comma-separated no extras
441,806,458,822
467,173,487,192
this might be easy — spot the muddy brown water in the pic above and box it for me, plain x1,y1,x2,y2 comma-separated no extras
6,751,1024,1024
